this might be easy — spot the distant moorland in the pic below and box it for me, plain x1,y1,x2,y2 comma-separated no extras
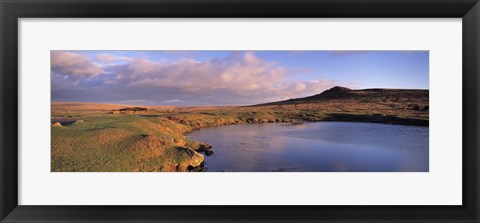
51,86,428,172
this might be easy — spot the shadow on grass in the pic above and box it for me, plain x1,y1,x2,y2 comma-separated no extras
84,126,118,131
325,113,429,126
138,115,162,118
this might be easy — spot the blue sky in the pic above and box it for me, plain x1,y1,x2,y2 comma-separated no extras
51,50,428,106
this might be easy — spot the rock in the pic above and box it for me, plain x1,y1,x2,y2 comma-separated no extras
187,162,207,172
205,150,214,156
175,147,205,170
290,120,304,125
74,120,84,124
199,142,212,150
111,107,150,114
52,122,62,127
119,107,148,112
195,142,212,152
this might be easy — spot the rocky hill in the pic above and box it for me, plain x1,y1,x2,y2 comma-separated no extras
256,86,429,107
249,86,429,124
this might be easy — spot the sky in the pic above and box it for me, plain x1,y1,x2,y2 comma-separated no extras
51,50,429,106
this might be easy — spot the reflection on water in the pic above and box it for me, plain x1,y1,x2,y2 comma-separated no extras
187,122,429,172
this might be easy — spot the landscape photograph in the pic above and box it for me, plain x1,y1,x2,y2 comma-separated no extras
51,50,429,172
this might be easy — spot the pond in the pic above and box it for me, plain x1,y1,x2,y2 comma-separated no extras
187,122,429,172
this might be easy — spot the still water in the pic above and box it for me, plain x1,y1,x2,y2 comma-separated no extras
187,122,429,172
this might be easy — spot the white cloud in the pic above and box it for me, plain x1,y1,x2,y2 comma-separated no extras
52,51,340,105
51,51,104,77
162,99,183,103
96,53,133,62
120,52,288,95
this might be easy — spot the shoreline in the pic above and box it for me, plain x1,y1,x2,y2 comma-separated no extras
177,114,428,171
51,109,428,172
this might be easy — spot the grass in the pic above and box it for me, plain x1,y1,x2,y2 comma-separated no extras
51,99,429,172
51,115,202,172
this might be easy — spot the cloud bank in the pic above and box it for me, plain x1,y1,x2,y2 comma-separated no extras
51,51,341,105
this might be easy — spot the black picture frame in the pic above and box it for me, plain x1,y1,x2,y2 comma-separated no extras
1,0,479,222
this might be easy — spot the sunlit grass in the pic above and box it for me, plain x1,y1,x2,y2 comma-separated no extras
51,100,428,172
